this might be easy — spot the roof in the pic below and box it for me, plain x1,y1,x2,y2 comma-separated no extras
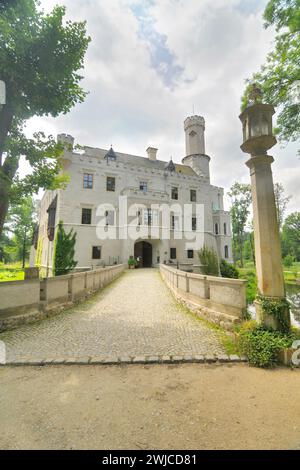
82,146,197,176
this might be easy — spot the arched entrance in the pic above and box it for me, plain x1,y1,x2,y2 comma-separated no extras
134,241,152,267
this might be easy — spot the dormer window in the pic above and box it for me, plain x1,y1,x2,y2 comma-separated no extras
104,147,117,162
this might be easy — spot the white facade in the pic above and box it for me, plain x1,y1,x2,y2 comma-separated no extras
34,116,232,274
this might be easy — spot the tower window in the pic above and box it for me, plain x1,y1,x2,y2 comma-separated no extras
170,248,176,259
190,189,196,202
224,223,227,235
215,223,219,235
106,176,115,192
81,208,92,225
225,245,229,259
192,217,197,231
171,187,178,200
83,173,93,189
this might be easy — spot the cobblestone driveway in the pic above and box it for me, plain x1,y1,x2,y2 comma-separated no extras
0,269,225,360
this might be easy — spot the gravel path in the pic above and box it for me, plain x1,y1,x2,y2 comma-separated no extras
0,269,225,360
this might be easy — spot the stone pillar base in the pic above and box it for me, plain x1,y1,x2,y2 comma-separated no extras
254,296,290,331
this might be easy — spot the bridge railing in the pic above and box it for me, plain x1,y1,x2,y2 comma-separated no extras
160,264,247,330
0,264,125,332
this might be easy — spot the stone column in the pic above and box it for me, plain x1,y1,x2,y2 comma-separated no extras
246,154,288,329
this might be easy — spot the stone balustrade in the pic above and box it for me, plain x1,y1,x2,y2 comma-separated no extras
160,264,247,330
0,264,125,332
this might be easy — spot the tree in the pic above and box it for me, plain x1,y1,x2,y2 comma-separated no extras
3,197,37,267
198,245,219,276
0,0,90,237
53,221,77,276
242,0,300,146
228,182,252,267
274,182,292,229
282,212,300,261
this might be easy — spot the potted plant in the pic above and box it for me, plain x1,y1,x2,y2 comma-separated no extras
128,256,137,269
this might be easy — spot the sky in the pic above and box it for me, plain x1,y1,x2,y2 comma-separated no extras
24,0,300,213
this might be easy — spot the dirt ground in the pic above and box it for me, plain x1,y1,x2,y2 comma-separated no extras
1,363,300,450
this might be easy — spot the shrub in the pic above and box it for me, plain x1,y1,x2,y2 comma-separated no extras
220,259,239,279
53,221,77,276
283,254,294,268
198,246,219,276
238,324,293,368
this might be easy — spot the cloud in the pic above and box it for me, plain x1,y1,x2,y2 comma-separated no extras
23,0,299,214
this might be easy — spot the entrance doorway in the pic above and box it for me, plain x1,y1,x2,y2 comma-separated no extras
134,241,153,267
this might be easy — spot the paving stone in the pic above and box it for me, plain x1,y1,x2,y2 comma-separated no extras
103,357,118,364
147,356,159,363
172,355,184,362
205,355,217,363
184,355,195,362
240,355,248,362
42,358,55,364
133,356,146,363
229,354,241,362
217,354,230,363
119,356,132,363
64,358,79,364
0,269,225,362
51,358,66,364
90,357,106,364
193,355,205,363
161,355,172,363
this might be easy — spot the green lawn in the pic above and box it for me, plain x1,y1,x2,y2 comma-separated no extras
238,261,300,305
0,262,25,282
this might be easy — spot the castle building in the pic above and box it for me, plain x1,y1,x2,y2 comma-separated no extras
33,116,232,274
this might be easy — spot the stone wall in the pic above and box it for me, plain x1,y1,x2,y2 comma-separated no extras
160,264,247,330
0,264,125,332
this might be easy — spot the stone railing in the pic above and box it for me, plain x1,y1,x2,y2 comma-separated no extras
0,264,125,332
160,264,247,330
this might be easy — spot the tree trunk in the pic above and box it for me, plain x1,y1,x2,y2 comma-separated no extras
0,105,13,164
0,176,10,239
0,103,14,238
239,233,244,268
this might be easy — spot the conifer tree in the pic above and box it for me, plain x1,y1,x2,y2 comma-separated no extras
53,221,77,276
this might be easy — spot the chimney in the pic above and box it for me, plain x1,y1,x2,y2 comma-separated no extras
146,147,158,161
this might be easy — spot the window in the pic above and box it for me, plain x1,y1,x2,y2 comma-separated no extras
171,187,178,200
215,223,219,235
171,215,179,230
143,208,158,226
192,217,197,231
187,250,194,259
139,181,148,192
81,208,92,225
83,173,93,189
170,248,176,259
224,245,229,259
190,189,196,202
92,246,101,259
106,176,115,192
105,210,115,225
224,223,227,235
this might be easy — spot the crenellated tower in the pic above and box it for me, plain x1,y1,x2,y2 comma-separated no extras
182,115,210,181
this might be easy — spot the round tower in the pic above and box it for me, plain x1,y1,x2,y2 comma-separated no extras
182,115,210,180
184,115,205,155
